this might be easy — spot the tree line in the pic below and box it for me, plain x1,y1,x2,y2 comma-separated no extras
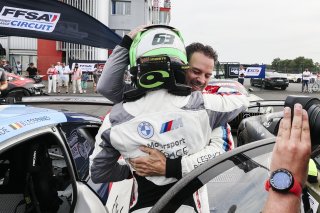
267,57,319,73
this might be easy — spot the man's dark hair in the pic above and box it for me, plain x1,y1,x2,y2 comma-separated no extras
186,42,218,64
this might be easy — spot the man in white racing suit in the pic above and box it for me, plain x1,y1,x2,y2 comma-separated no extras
90,26,249,212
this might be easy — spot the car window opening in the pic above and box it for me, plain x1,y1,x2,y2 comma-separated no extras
0,133,73,213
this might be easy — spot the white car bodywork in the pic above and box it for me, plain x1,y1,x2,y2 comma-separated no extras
207,79,273,113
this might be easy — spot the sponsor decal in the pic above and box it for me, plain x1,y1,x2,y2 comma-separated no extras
160,117,183,133
138,70,170,89
0,6,60,33
67,129,79,147
77,143,87,158
147,138,188,158
140,56,167,63
67,129,90,160
148,138,186,150
9,122,23,130
8,116,51,130
194,152,221,168
71,63,96,72
0,111,67,143
245,67,262,77
137,121,154,139
0,127,10,135
70,144,81,159
230,67,239,75
163,147,188,159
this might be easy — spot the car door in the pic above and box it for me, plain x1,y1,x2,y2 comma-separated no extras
0,126,107,213
60,122,111,205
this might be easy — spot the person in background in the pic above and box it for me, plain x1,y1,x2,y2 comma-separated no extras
0,61,8,92
2,60,12,73
81,71,89,93
72,63,82,94
26,63,38,79
55,62,63,93
238,65,246,85
93,64,103,93
302,68,311,93
46,64,58,94
58,63,71,94
263,103,311,212
15,61,22,75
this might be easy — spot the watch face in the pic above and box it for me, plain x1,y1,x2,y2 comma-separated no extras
270,169,293,191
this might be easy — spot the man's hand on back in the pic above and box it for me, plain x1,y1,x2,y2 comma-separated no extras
127,25,148,39
129,146,166,176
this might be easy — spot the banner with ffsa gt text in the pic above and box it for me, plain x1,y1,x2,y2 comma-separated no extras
0,0,122,49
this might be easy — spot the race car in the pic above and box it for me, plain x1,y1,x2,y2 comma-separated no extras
205,79,273,132
2,95,318,213
0,72,45,99
0,97,112,213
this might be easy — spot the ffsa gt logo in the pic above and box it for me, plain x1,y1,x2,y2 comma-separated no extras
0,6,60,32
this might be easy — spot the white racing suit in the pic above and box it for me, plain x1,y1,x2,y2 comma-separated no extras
97,42,236,166
90,88,249,212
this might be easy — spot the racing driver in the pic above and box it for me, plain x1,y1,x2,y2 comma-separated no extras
90,25,249,212
95,25,236,179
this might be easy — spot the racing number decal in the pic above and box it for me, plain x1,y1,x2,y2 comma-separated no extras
139,71,169,88
152,33,175,45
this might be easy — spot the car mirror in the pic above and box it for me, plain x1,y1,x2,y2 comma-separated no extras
7,76,13,81
248,88,254,92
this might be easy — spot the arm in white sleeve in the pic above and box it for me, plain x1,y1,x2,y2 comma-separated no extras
166,124,234,178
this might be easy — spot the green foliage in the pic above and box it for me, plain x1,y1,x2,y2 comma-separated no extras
271,57,319,73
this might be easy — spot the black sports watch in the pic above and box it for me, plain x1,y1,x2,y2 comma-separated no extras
265,168,302,197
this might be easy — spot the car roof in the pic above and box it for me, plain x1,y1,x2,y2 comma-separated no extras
0,105,102,143
0,105,68,142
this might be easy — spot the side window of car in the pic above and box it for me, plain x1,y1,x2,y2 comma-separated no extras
61,124,96,180
61,123,110,203
0,132,73,213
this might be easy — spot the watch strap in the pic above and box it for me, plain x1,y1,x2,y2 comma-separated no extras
265,178,302,197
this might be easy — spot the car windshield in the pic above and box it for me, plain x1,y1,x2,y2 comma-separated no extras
206,152,271,212
150,141,280,212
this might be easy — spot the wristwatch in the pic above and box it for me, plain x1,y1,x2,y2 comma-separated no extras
265,168,302,197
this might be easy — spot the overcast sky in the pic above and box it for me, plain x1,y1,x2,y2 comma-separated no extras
170,0,320,64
